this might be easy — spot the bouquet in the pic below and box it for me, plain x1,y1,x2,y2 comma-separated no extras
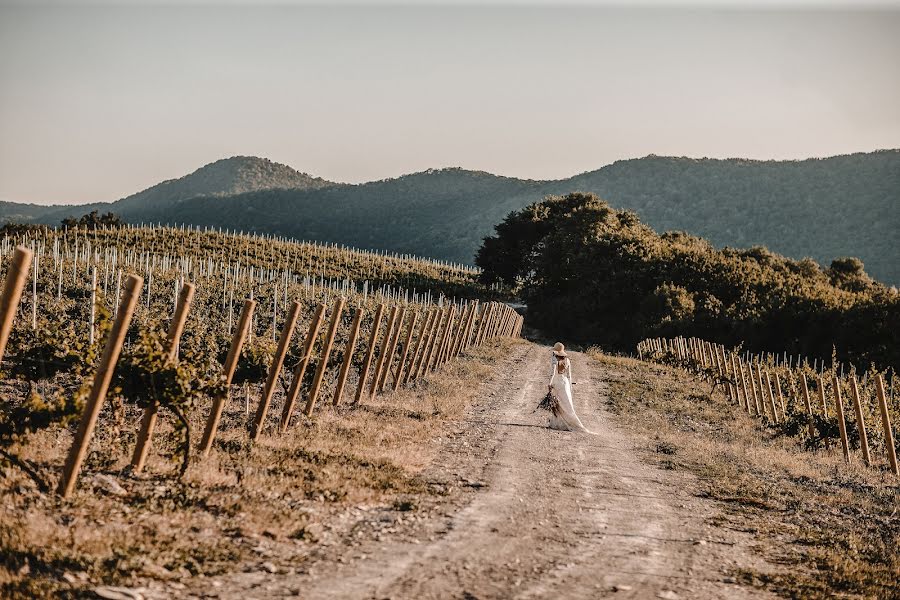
535,389,562,418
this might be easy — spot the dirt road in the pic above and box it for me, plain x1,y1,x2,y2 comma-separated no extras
197,342,772,599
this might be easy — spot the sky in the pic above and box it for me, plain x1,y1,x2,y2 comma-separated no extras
0,1,899,204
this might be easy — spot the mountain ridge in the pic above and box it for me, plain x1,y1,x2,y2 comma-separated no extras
1,150,897,284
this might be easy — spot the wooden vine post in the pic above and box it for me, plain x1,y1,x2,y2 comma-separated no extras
737,358,750,413
332,307,363,406
250,300,301,441
848,376,870,466
354,303,385,404
435,308,457,368
447,306,465,360
369,306,399,398
432,306,456,372
59,274,143,498
200,299,256,456
419,306,448,378
774,372,786,419
483,303,498,344
730,354,743,409
720,347,734,402
874,375,898,475
800,374,815,437
753,363,767,419
446,306,463,361
831,374,851,463
391,310,419,389
750,362,763,415
406,308,436,384
131,282,195,472
764,371,780,423
0,246,33,363
816,375,831,450
280,303,326,430
304,297,345,416
464,302,481,351
448,306,469,360
376,306,405,393
473,304,492,347
453,302,476,358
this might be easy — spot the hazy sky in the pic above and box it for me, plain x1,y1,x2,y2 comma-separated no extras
1,1,899,204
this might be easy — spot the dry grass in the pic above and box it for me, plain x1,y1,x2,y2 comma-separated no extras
0,339,517,598
587,350,900,600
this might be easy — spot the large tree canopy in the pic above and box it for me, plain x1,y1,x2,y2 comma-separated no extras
477,193,899,371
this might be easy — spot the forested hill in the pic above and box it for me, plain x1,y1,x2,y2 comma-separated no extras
563,151,900,286
113,155,334,213
2,150,898,284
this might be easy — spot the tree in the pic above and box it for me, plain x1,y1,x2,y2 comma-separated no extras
61,210,124,230
476,192,899,370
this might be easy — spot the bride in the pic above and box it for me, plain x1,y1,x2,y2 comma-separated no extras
547,343,593,433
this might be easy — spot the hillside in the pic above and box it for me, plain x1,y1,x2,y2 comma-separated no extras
2,150,897,284
112,155,334,214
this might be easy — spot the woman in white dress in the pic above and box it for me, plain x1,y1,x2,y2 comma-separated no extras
547,342,594,433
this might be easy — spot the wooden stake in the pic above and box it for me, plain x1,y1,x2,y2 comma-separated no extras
353,303,385,404
446,304,467,360
375,306,405,394
0,246,33,363
849,376,870,466
200,299,256,455
332,307,364,406
459,303,475,346
456,304,476,357
473,304,492,346
748,362,761,415
58,274,143,498
302,297,345,415
462,303,480,351
800,373,816,438
739,359,752,414
875,375,899,475
729,353,742,408
447,304,475,360
431,306,456,372
250,300,301,441
131,282,195,472
369,306,399,398
774,372,786,418
764,371,780,423
435,308,457,368
391,310,419,389
420,306,449,377
405,309,436,385
832,375,851,463
280,303,326,429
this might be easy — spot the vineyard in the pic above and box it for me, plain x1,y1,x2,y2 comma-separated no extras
0,226,522,597
637,337,899,475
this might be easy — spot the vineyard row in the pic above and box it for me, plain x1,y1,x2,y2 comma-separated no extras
0,246,524,498
637,336,899,476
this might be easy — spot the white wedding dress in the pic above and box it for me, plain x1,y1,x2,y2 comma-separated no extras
548,357,594,433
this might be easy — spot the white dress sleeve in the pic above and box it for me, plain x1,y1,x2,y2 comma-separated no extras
550,357,555,385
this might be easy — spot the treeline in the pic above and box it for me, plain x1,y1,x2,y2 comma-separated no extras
477,192,900,370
